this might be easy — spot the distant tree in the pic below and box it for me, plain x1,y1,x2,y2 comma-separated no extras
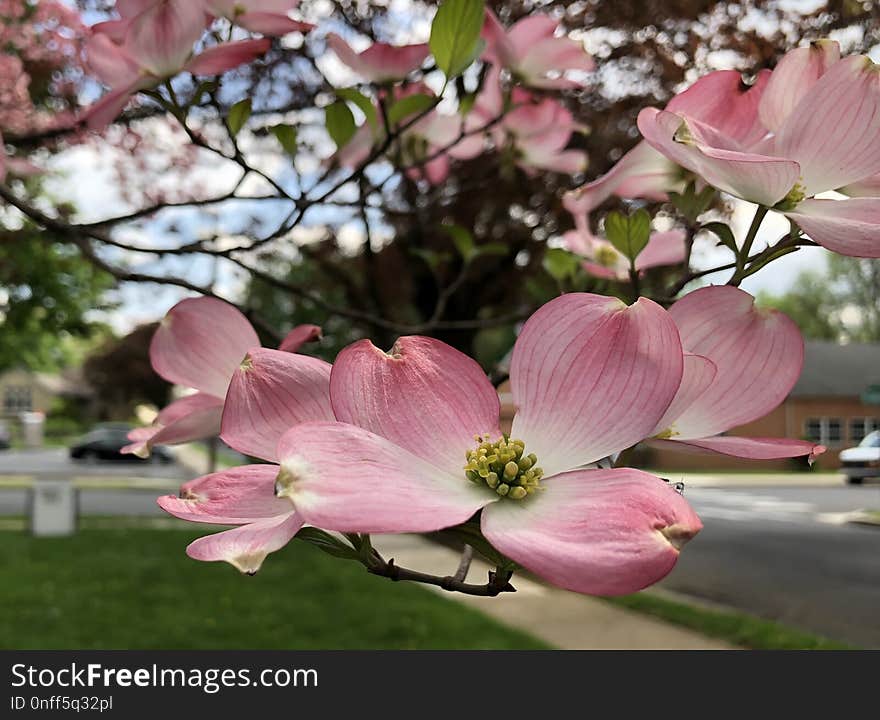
827,256,880,342
0,218,114,372
82,324,170,419
758,258,880,343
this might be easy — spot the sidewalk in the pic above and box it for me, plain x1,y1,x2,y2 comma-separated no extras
648,471,845,487
372,533,735,650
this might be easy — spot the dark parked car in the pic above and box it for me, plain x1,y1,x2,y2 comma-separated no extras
69,423,173,463
0,421,10,450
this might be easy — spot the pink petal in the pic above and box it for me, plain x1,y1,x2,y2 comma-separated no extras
506,15,558,58
581,261,623,281
785,197,880,258
521,148,587,175
668,285,804,439
329,336,500,474
125,0,207,77
638,108,800,206
564,140,680,216
326,33,428,83
481,468,702,596
275,422,493,533
635,230,688,271
667,69,771,148
84,33,141,88
221,348,334,462
840,172,880,198
656,436,825,461
650,353,717,436
480,9,517,68
123,393,224,456
150,296,259,398
759,40,840,133
237,13,313,36
156,391,224,426
185,39,272,76
774,55,880,196
519,36,594,83
124,395,224,457
510,294,684,477
158,464,290,524
83,84,140,131
278,324,322,353
186,512,302,574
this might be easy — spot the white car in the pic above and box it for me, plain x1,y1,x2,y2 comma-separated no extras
839,431,880,484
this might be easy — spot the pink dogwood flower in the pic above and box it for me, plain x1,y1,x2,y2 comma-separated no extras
481,9,594,89
562,220,687,281
650,285,825,461
325,33,430,83
204,0,313,36
638,41,880,257
158,335,335,572
84,1,271,129
564,67,773,217
270,294,702,596
123,296,320,458
456,68,586,175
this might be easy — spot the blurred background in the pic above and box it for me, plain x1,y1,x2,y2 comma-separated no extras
1,0,879,650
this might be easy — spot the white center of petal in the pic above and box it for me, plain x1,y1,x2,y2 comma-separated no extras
275,456,313,501
464,434,544,501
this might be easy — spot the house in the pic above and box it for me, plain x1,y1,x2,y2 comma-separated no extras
0,368,93,419
499,341,880,471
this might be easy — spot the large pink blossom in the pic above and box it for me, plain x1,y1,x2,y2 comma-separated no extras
481,9,594,89
123,296,320,458
638,41,880,257
269,294,701,596
84,1,271,129
650,285,825,461
158,329,334,572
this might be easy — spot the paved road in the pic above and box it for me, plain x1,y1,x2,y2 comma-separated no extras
2,450,879,647
663,485,880,648
0,447,185,480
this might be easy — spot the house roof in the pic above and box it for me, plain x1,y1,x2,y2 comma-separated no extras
791,341,880,398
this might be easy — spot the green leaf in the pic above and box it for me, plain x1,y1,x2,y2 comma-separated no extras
442,224,475,261
543,247,580,281
701,221,737,253
295,528,361,561
336,87,378,129
474,242,507,258
387,93,436,127
227,98,252,137
270,124,298,156
604,209,651,262
669,181,716,223
325,101,357,148
429,0,486,79
411,247,451,271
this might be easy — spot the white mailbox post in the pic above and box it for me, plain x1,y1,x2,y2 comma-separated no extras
30,479,77,537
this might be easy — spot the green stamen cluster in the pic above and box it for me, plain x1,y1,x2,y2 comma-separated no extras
464,435,543,501
774,182,806,212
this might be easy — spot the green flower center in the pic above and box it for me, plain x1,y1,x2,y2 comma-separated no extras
464,435,544,501
773,182,806,212
594,243,620,267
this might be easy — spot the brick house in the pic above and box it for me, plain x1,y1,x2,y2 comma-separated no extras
499,341,880,471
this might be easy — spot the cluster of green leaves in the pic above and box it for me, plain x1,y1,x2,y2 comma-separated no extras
0,221,114,372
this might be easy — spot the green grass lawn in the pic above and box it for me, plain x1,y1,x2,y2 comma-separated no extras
0,528,548,650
